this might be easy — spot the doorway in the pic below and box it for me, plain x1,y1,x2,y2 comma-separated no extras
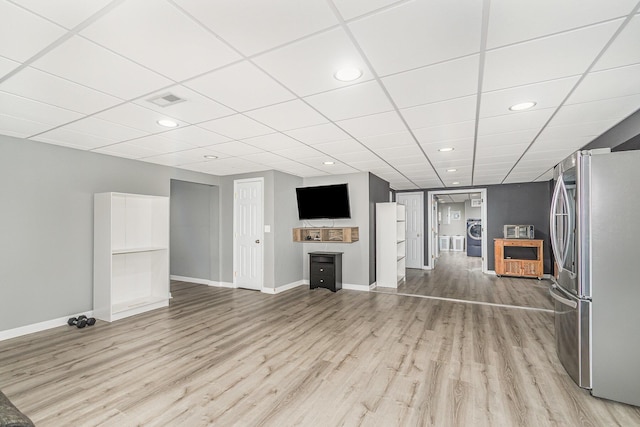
233,178,264,291
396,192,424,269
427,188,488,274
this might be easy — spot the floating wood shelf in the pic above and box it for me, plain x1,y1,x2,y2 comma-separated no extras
293,227,359,243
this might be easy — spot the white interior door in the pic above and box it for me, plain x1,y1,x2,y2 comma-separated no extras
234,178,263,291
396,192,423,269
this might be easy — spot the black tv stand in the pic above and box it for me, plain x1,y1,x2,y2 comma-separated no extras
309,252,343,292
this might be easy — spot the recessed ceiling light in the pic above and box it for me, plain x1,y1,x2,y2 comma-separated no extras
157,119,178,128
438,147,454,152
446,168,457,172
452,181,460,185
509,101,536,111
203,155,218,159
323,161,335,165
334,67,362,82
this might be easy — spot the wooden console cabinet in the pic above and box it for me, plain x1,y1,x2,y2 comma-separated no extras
309,252,342,292
494,238,543,279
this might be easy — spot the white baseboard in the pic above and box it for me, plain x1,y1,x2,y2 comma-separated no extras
261,280,306,295
170,275,236,288
0,310,94,342
342,283,371,292
422,265,432,270
487,270,497,275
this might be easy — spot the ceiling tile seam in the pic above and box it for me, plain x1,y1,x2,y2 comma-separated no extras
500,4,640,184
339,0,414,24
484,14,634,53
0,0,128,86
325,0,442,190
470,0,492,188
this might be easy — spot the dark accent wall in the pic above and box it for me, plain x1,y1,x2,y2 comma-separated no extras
486,181,552,273
584,108,640,151
368,173,390,284
397,181,552,273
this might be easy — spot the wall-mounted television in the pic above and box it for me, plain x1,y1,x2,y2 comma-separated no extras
296,184,351,220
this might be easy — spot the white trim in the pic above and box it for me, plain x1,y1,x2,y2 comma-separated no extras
170,275,210,285
233,177,265,292
211,281,235,288
342,283,371,292
374,292,554,313
0,310,94,341
422,266,432,270
261,280,306,294
487,270,497,275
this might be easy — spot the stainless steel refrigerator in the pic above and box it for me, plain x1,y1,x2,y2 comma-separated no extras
550,148,640,407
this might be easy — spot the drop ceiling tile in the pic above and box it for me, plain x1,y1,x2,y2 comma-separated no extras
348,0,482,76
135,85,234,124
0,2,66,62
126,134,199,153
474,154,525,165
140,152,199,167
333,150,382,164
333,0,403,20
411,179,443,188
284,122,350,145
550,94,640,127
81,0,240,81
173,146,232,161
336,111,406,139
373,144,424,160
199,114,274,139
520,148,575,162
304,80,393,121
175,0,337,55
1,66,121,114
31,127,114,150
254,27,373,97
478,108,555,136
204,141,264,157
14,0,113,29
594,14,640,70
537,119,618,141
312,138,366,155
94,103,187,133
272,145,325,160
317,164,359,175
473,176,504,185
480,77,579,118
413,122,475,145
346,158,388,169
241,152,288,165
93,142,161,159
0,56,20,76
401,96,477,129
242,133,303,151
0,91,82,127
185,61,295,112
476,129,537,147
359,131,416,150
245,100,327,131
476,143,529,158
32,36,173,99
160,125,231,147
383,56,480,108
487,0,637,49
567,64,640,105
529,135,594,153
395,162,435,173
63,116,148,142
0,113,52,138
483,20,621,91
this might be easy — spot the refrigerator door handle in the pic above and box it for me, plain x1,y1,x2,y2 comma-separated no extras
550,178,565,267
550,283,577,309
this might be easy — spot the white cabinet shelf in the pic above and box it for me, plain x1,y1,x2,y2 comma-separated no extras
376,202,406,288
94,192,170,322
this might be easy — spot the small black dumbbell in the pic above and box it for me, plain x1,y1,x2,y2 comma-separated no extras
67,315,96,328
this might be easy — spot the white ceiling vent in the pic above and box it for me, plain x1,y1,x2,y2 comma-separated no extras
147,93,186,107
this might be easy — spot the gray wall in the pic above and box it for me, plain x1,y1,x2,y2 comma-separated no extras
0,135,220,332
273,171,303,287
301,172,371,286
368,173,391,284
464,199,481,220
170,179,219,282
438,202,466,236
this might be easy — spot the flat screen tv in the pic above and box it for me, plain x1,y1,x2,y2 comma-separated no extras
296,184,351,220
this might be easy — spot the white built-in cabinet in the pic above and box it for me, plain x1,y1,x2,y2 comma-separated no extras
94,192,170,322
376,202,406,288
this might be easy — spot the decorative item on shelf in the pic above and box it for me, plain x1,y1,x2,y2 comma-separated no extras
292,227,359,243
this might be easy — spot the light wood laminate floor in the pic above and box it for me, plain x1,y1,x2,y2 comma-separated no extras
375,251,553,310
2,282,638,426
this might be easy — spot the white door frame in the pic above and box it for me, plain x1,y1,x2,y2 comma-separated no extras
233,177,264,291
396,192,424,269
426,188,488,273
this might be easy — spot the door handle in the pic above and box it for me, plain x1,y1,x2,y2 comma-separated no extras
549,283,577,309
255,239,260,244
